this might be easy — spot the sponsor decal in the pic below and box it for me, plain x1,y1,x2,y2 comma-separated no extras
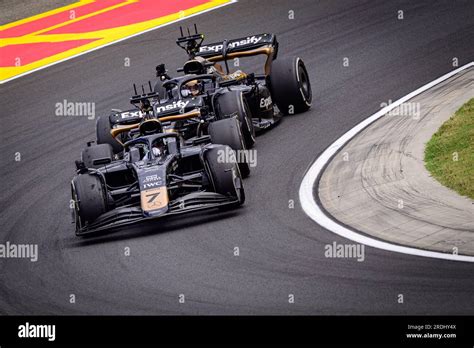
170,161,178,172
155,100,190,113
140,186,168,211
143,181,162,189
259,96,272,109
199,35,263,53
143,174,161,183
120,110,144,119
142,174,163,189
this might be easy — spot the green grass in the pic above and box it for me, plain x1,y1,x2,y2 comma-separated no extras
424,98,474,199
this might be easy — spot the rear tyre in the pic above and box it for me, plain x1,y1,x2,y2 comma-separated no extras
269,56,312,115
208,118,250,178
72,173,107,229
204,145,245,206
96,115,123,154
216,91,255,148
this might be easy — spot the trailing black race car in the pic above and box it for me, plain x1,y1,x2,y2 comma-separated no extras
160,27,313,131
71,119,245,236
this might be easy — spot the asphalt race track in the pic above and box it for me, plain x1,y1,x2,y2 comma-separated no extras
1,0,473,314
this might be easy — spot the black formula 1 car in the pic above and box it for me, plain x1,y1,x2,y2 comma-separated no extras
71,119,245,236
170,27,313,129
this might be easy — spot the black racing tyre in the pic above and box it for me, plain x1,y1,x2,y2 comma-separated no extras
96,115,122,154
81,143,114,169
215,90,255,148
204,145,245,206
72,173,107,227
208,118,250,178
269,56,312,115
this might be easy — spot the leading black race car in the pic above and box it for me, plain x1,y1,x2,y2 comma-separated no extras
157,27,313,133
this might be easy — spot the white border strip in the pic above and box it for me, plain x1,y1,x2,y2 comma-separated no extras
299,62,474,263
0,0,236,85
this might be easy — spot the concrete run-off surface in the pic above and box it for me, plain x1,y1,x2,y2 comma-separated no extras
319,68,474,256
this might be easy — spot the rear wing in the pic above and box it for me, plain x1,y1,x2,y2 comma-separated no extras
195,33,278,75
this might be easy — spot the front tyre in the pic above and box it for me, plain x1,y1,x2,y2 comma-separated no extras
71,173,107,231
269,56,312,115
204,145,245,207
208,118,251,178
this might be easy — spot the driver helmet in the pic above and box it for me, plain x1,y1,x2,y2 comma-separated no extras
184,79,203,96
151,138,166,157
152,146,162,157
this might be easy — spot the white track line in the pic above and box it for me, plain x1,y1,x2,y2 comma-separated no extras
0,0,236,85
299,62,474,263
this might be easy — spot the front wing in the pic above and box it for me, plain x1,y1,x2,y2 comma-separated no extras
76,191,239,236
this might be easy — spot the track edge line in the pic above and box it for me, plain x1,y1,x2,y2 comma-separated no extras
299,62,474,263
0,0,237,85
